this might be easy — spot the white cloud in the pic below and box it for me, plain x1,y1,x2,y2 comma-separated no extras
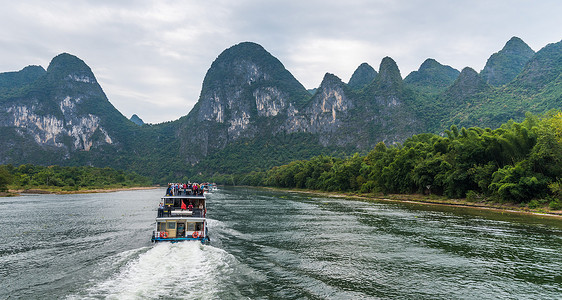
286,39,387,87
0,0,561,123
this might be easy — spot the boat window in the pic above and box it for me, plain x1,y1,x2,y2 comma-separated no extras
165,198,173,205
158,222,166,231
187,222,195,231
167,221,176,229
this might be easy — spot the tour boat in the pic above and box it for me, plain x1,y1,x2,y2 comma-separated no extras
151,186,209,243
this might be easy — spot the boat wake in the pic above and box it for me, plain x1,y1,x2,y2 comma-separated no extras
68,242,255,299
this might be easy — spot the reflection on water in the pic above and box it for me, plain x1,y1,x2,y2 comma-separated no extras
0,187,561,299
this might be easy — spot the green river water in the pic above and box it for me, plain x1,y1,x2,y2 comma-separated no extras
0,187,560,299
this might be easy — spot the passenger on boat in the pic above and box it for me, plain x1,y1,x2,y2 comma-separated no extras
158,203,164,217
188,202,193,211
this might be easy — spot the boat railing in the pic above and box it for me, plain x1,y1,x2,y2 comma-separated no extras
153,230,205,240
165,189,205,196
157,207,205,218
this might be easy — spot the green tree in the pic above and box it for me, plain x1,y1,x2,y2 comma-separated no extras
0,165,13,192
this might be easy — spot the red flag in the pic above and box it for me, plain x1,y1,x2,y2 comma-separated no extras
181,200,187,210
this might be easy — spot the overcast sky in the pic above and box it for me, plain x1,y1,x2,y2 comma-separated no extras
1,0,561,124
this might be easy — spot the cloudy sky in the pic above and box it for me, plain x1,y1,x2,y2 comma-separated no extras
1,0,561,124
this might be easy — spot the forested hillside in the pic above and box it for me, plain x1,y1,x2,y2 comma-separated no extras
233,112,562,209
0,37,560,183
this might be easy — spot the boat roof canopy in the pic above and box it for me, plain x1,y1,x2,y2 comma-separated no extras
156,217,206,222
162,195,206,200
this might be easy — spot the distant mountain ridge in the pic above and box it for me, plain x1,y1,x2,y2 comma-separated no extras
404,58,460,93
348,63,377,90
0,37,561,180
0,65,46,92
130,114,144,126
480,37,535,86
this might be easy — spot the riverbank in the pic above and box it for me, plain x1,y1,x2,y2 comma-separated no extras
4,186,158,196
262,187,562,219
0,191,18,197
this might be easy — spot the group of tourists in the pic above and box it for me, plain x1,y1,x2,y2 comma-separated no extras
157,199,205,217
166,182,205,196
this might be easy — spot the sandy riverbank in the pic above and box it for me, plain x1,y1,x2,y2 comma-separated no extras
262,187,562,219
5,186,158,196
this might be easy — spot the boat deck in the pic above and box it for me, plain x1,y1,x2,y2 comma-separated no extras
162,194,205,199
158,209,205,218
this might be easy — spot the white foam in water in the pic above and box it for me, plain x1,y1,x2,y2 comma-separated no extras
75,242,243,299
207,218,252,241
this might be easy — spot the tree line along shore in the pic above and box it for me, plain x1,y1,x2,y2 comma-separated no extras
0,164,152,196
3,112,562,218
208,111,562,215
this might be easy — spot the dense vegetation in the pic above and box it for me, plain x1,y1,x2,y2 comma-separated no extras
222,112,562,210
1,39,560,186
190,132,353,175
404,58,460,94
0,165,11,192
0,164,151,192
480,36,536,86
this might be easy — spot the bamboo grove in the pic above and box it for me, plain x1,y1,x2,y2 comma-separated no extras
236,112,562,210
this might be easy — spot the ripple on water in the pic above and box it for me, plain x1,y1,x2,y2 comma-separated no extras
2,188,562,299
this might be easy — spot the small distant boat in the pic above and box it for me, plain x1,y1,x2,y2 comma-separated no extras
200,182,218,193
151,184,209,243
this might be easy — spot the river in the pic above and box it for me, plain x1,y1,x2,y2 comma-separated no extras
0,187,561,299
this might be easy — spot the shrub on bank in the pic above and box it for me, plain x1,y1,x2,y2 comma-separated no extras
235,112,562,208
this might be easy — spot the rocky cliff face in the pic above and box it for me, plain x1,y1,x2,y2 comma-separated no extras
178,42,311,160
6,101,112,151
179,44,423,159
197,43,308,125
0,53,133,164
283,73,354,145
360,57,422,144
282,58,421,147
